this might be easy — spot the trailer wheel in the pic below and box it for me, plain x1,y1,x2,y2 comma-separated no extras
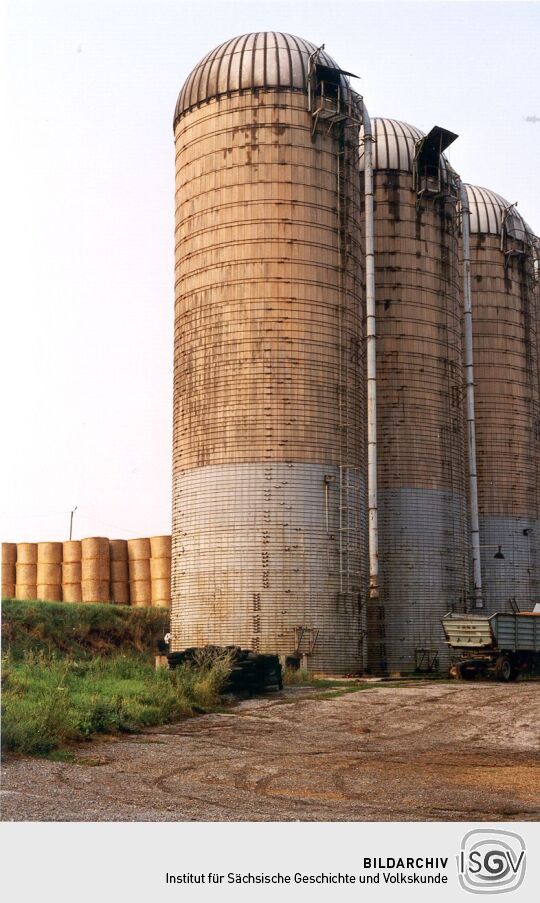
495,656,516,682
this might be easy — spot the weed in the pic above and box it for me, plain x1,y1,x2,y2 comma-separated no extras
170,648,233,709
283,666,312,686
1,599,169,662
43,748,77,763
1,649,231,756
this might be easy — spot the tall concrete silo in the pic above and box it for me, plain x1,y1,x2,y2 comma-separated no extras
359,118,469,673
463,185,540,612
171,33,366,673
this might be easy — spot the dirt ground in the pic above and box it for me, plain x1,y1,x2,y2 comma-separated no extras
2,682,539,822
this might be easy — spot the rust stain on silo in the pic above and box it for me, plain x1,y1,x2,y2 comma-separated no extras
359,118,469,674
464,184,540,612
171,33,367,673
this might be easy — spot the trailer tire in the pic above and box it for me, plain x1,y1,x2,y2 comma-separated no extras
495,656,516,682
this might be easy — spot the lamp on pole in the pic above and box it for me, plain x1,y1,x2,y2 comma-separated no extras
478,543,505,560
69,506,78,540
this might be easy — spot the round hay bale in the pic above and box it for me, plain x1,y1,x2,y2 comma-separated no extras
152,597,170,609
127,538,151,561
37,584,62,602
151,578,171,607
129,558,150,582
81,580,110,603
37,562,62,585
150,557,170,580
130,580,151,607
63,540,82,563
62,549,81,603
2,543,17,564
62,561,82,583
110,581,130,605
17,543,37,564
15,584,37,601
151,578,170,598
2,549,16,596
81,537,109,560
2,560,16,587
109,539,128,561
81,557,110,581
38,542,62,564
110,559,129,582
150,535,171,558
16,563,37,584
63,583,82,603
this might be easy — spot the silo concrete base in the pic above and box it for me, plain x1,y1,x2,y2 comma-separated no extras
374,487,469,674
172,461,366,674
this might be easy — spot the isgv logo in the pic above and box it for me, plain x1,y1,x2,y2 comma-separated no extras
458,830,526,894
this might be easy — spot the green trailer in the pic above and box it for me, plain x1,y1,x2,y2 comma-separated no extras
442,611,540,681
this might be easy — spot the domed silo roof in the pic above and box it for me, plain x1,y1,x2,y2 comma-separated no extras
358,118,424,171
174,32,347,126
358,117,458,187
464,184,534,242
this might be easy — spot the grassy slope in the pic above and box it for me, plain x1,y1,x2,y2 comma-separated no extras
2,599,170,660
1,600,230,756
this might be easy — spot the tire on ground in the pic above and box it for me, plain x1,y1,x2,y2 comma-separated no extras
495,655,516,682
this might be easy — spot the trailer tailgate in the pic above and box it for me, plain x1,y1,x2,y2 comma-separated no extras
442,615,493,648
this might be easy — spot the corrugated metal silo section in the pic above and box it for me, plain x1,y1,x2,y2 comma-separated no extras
172,33,366,673
464,185,540,612
359,118,469,673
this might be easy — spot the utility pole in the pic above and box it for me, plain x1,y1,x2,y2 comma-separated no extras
69,506,78,540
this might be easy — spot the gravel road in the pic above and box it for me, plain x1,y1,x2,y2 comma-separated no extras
2,682,539,822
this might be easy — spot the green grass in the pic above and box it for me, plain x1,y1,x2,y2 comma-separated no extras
1,650,232,756
281,665,431,702
283,667,381,689
2,599,169,660
1,600,231,756
282,666,312,686
278,680,421,705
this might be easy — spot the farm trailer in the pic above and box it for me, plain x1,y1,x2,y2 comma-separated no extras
442,611,540,681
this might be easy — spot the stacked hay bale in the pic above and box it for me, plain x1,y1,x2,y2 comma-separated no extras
15,543,37,600
127,538,151,607
7,535,171,607
62,540,82,603
110,539,130,605
81,537,110,603
150,535,171,608
37,542,63,601
2,543,17,598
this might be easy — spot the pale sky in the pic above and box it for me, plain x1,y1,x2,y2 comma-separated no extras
3,0,539,544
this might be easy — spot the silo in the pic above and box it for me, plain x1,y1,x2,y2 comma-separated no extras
359,118,469,673
463,185,540,611
172,33,366,673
